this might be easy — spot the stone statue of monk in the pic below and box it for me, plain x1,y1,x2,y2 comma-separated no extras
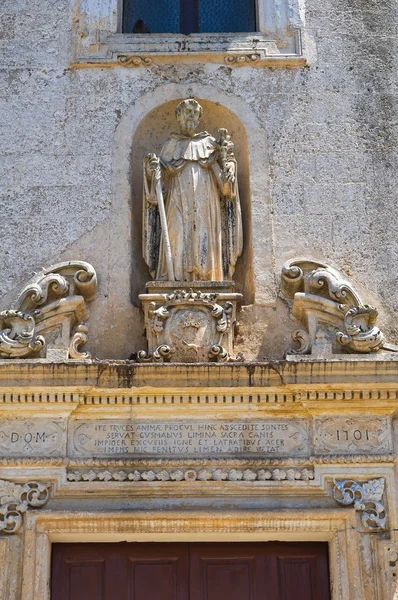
142,98,243,282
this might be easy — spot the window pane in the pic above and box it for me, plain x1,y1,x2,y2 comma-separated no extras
123,0,180,34
198,0,256,33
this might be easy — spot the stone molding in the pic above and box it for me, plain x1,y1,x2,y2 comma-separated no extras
99,34,305,68
281,258,398,356
333,478,387,530
0,387,397,407
71,0,306,67
382,539,398,599
0,262,97,360
66,467,315,482
1,358,398,390
0,480,51,534
12,508,369,599
0,454,395,468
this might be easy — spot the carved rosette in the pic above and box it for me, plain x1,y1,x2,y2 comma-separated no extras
0,480,51,534
138,286,243,362
0,261,97,360
281,258,398,355
333,478,387,530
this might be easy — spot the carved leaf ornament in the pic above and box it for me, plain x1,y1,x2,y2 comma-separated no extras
281,258,398,355
0,480,51,534
67,467,315,483
0,261,97,359
334,478,387,530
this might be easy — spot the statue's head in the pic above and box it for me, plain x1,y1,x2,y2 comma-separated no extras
175,98,203,136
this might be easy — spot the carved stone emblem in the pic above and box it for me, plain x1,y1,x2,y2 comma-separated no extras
281,258,398,355
138,284,243,362
333,478,386,530
0,261,97,360
0,480,51,534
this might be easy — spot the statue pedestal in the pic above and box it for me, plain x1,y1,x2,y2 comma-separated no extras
138,282,243,363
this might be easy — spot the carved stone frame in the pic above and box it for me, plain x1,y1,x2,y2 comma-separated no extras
16,509,357,600
71,0,308,67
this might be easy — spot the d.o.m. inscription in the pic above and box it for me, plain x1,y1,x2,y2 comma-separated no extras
0,419,66,456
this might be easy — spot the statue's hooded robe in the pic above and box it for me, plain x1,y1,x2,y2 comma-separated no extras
143,131,243,282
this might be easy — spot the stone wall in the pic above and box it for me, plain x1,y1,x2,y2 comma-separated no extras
1,0,398,360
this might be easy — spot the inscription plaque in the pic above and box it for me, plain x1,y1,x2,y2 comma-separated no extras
70,419,309,458
0,419,66,456
314,416,392,455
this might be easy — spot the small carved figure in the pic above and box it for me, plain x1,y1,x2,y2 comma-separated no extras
143,98,243,282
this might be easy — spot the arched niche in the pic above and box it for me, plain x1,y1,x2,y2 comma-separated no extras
112,83,272,312
130,98,254,303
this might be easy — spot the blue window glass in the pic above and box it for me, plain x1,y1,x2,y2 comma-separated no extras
199,0,256,33
123,0,180,34
123,0,257,34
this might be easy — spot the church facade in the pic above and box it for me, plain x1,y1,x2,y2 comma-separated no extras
1,0,398,598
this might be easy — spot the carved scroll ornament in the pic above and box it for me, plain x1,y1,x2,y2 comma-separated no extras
0,261,97,359
281,258,398,355
0,480,51,534
333,478,386,530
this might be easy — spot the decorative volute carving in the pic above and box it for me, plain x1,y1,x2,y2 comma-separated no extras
0,480,51,534
281,258,398,355
0,261,97,360
333,478,387,530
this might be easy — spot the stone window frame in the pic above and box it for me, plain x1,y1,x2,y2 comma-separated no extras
72,0,307,67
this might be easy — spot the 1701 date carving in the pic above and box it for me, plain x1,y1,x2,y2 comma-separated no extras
314,416,392,455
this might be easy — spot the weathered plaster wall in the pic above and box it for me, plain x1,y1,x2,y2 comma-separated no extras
1,0,398,359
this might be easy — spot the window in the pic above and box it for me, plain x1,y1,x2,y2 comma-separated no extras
122,0,257,35
71,0,306,67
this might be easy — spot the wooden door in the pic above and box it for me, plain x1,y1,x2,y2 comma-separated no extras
52,542,330,600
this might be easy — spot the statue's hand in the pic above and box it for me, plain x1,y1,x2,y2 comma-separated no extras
144,153,161,179
223,160,236,183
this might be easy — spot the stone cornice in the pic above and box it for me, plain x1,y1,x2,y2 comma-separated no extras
0,357,398,389
0,359,397,415
0,454,394,468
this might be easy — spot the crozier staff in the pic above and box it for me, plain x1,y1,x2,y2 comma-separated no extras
143,98,243,282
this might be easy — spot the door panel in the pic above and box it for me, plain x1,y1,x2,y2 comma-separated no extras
190,544,260,600
127,544,189,600
52,543,189,600
52,542,330,600
69,561,105,600
190,542,330,600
